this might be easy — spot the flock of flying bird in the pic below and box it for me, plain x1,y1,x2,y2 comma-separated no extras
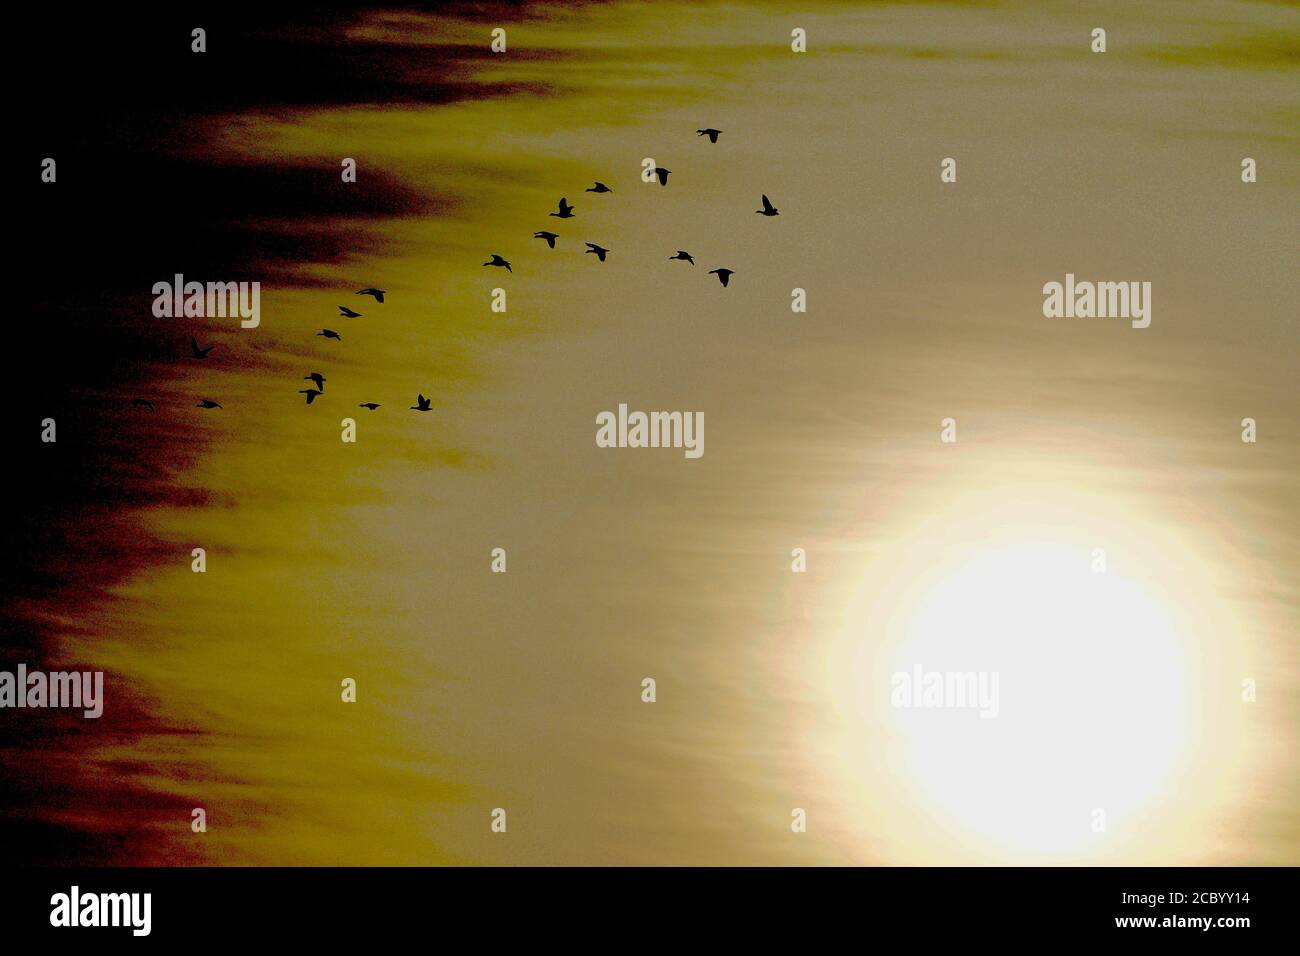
489,127,779,290
159,126,779,413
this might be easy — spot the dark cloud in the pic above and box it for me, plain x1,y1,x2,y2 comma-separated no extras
8,4,531,862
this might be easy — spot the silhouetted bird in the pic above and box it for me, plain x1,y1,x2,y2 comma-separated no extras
550,197,575,218
709,268,735,287
338,306,363,317
410,394,432,412
586,182,612,193
356,288,386,302
132,398,156,411
669,250,695,265
190,336,216,359
317,329,342,340
298,388,322,405
756,194,779,217
585,243,610,262
359,402,381,410
653,167,671,186
304,372,325,391
534,231,559,248
484,254,512,272
196,399,221,409
697,128,722,143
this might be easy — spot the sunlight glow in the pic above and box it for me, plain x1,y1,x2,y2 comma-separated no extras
829,475,1249,863
892,543,1187,854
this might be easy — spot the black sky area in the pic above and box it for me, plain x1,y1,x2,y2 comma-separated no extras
12,4,529,609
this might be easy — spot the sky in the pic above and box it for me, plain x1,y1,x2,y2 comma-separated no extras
4,0,1297,865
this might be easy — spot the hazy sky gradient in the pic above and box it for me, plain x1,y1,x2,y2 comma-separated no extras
6,0,1296,865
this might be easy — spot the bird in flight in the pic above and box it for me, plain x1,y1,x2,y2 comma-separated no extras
317,329,342,340
196,399,222,409
586,182,612,193
550,197,575,218
304,372,326,391
190,336,216,359
356,288,386,302
132,398,156,411
298,388,323,405
697,128,722,143
709,268,735,287
484,254,512,272
338,306,363,318
410,394,433,412
533,231,559,248
358,402,381,410
756,194,779,217
585,243,610,262
653,167,671,186
669,250,695,265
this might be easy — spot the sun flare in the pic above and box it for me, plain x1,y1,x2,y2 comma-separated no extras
894,543,1188,854
830,477,1251,863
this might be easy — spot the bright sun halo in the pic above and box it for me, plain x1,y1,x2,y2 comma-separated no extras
829,480,1244,863
892,543,1188,855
